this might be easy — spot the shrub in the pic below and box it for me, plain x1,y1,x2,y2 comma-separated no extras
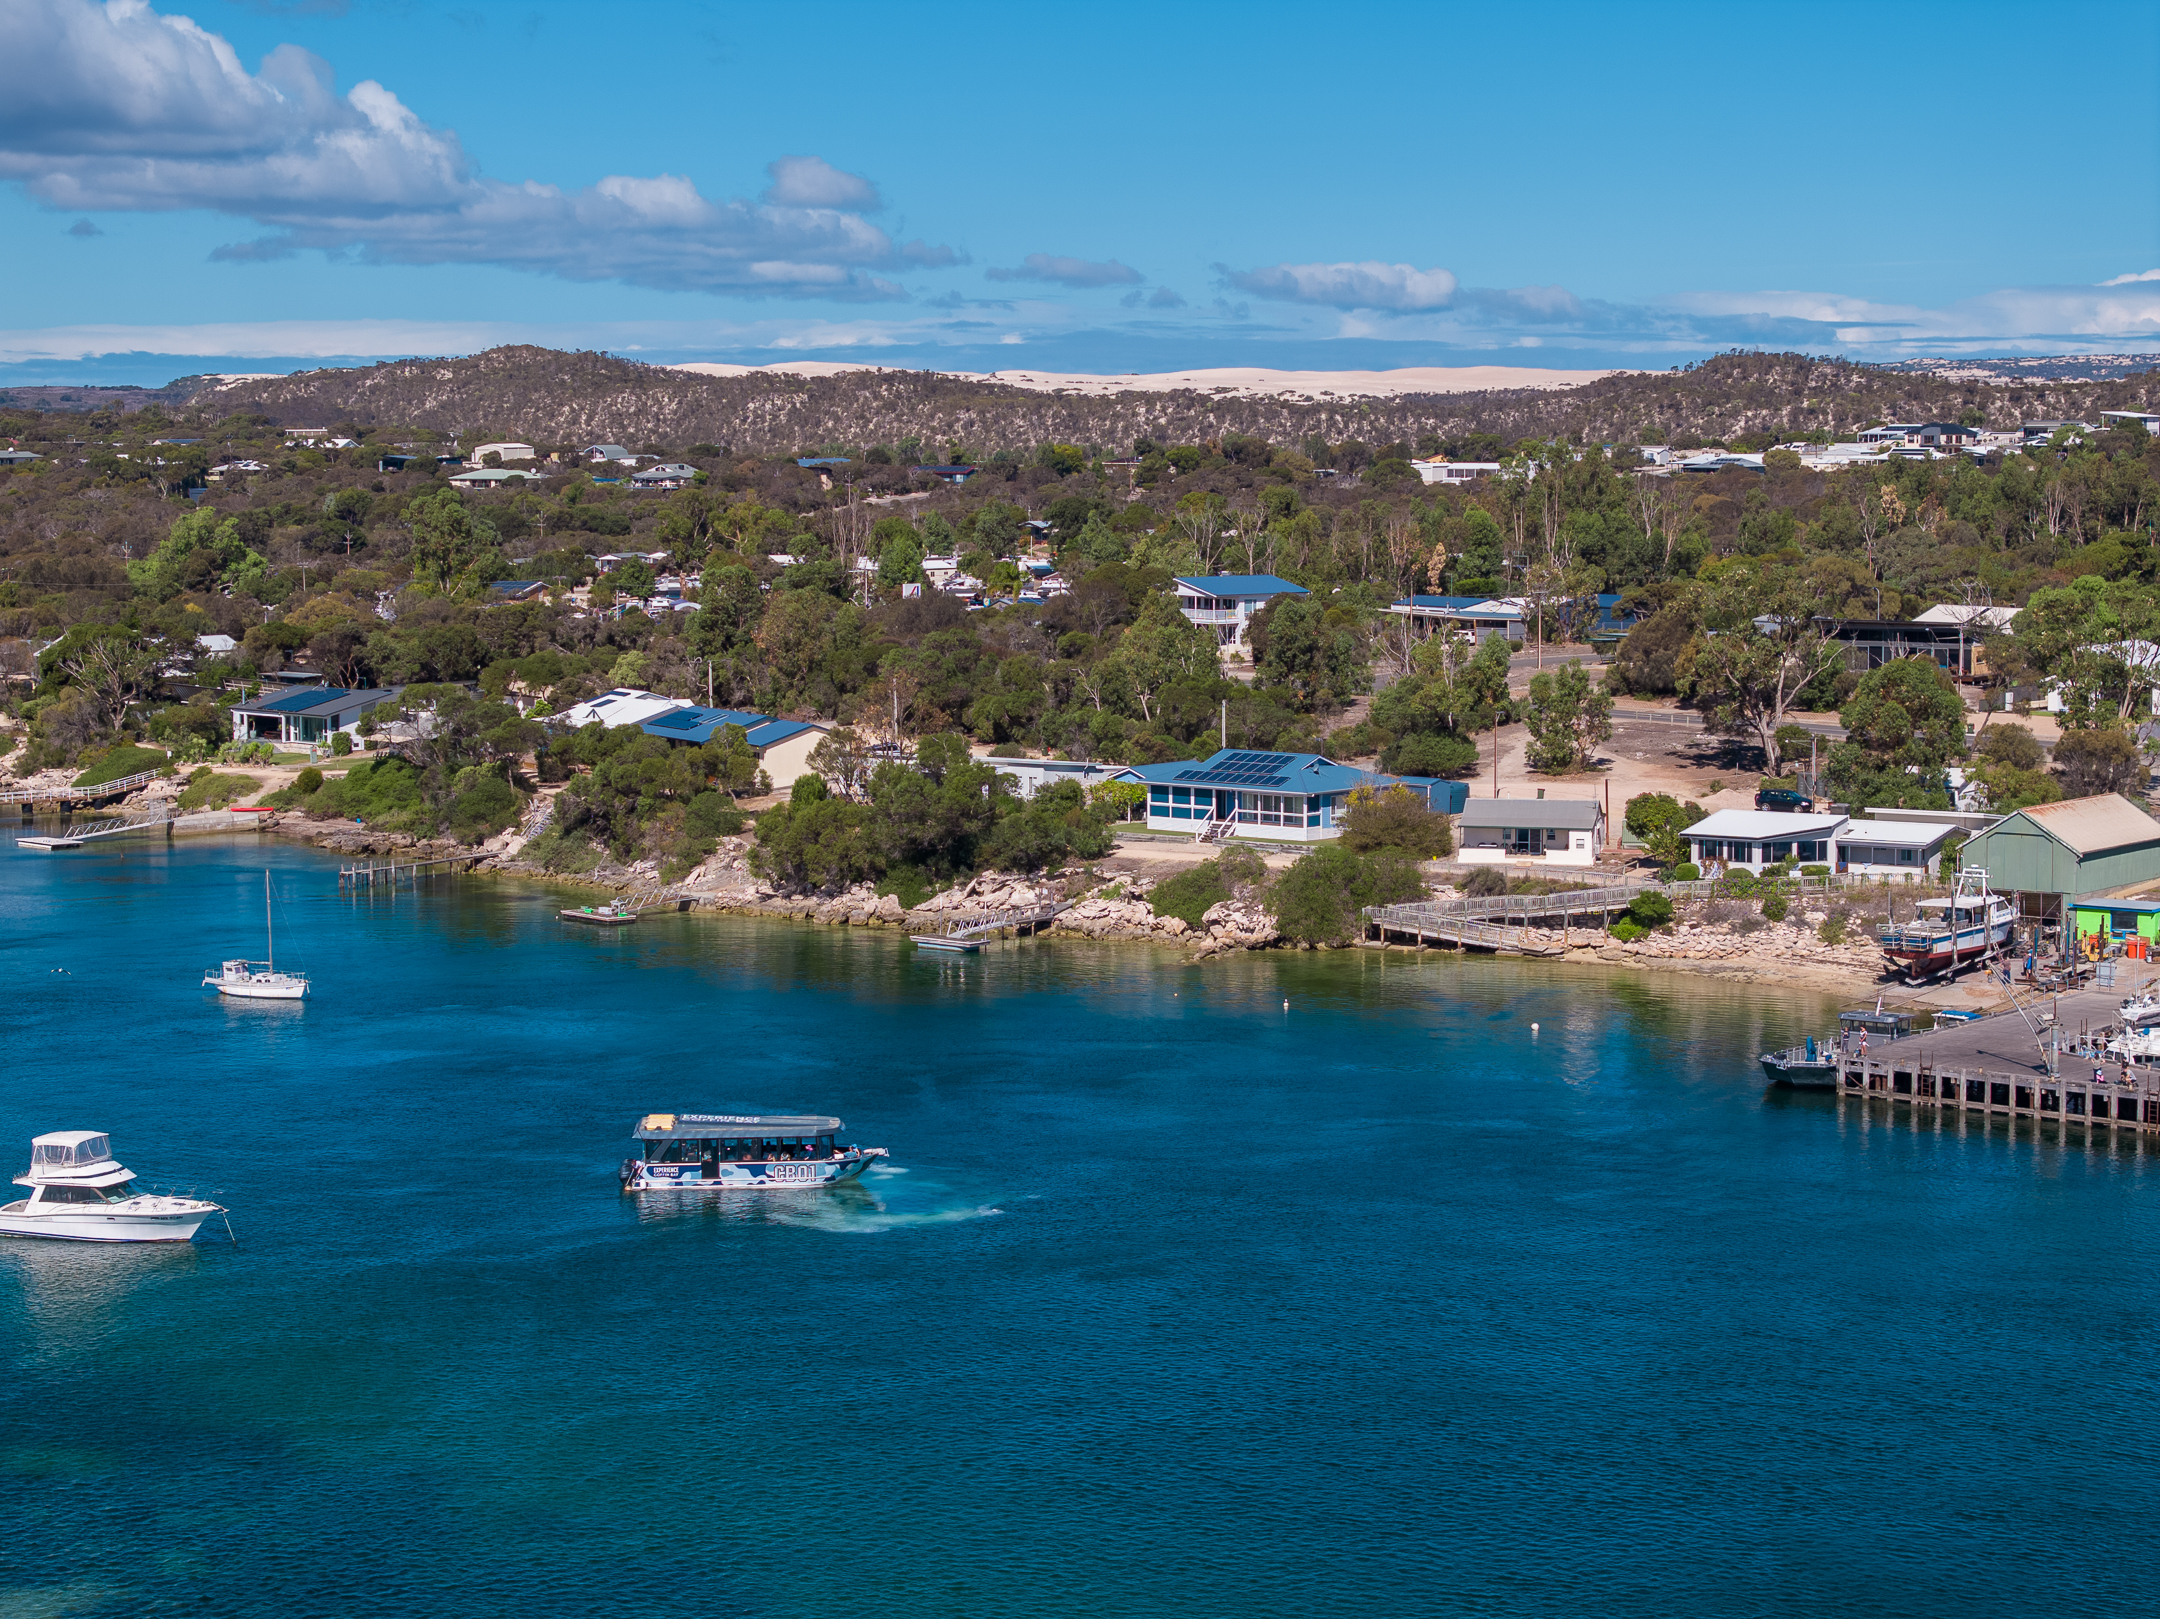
1799,863,1830,877
1818,911,1847,945
1269,845,1422,945
1761,890,1789,922
1722,869,1760,896
331,731,353,757
177,772,262,810
1626,891,1674,928
1338,785,1454,858
1671,862,1701,881
1150,847,1266,930
1609,917,1646,942
1379,730,1479,778
306,755,429,828
1462,866,1508,897
447,774,522,842
70,744,169,789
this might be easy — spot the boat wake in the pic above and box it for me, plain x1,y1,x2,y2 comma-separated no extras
631,1175,1001,1235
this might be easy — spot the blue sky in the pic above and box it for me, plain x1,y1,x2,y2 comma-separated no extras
2,0,2156,385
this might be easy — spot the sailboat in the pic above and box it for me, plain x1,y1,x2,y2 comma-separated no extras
203,870,310,1001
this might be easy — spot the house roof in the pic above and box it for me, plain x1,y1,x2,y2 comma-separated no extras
1841,818,1960,846
1685,809,1849,839
746,719,822,748
1914,603,2019,629
2011,794,2160,856
1393,594,1501,611
1458,797,1603,830
640,705,772,743
1119,748,1380,795
555,688,689,729
235,685,402,717
1172,575,1310,599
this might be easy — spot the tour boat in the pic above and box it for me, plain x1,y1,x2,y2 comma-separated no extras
1876,867,2016,983
0,1131,224,1243
2106,1027,2160,1064
620,1113,888,1192
204,870,309,1000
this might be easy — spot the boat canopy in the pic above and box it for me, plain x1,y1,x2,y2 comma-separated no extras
635,1113,843,1140
30,1132,112,1168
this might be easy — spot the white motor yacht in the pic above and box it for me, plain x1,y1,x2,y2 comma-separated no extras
204,870,309,1000
0,1131,224,1243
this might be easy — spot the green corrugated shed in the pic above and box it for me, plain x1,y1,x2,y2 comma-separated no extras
1962,793,2160,897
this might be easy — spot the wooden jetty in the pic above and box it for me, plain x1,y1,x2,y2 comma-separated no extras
8,767,167,820
1364,884,1647,955
1827,982,2160,1134
911,900,1073,953
16,805,268,850
337,853,488,893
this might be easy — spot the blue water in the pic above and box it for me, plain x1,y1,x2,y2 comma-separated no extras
2,837,2155,1617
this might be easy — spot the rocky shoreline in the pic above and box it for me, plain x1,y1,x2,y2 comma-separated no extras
253,808,1896,989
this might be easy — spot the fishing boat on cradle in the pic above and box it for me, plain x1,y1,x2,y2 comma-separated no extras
203,870,309,1000
561,901,636,926
620,1113,888,1192
1876,867,2017,984
0,1132,224,1243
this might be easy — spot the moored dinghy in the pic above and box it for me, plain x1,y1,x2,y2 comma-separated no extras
0,1131,224,1243
620,1113,887,1192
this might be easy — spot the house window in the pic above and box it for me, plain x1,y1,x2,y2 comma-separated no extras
1898,847,1917,864
1238,792,1299,826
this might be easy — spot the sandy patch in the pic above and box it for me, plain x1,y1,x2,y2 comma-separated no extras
664,361,1622,400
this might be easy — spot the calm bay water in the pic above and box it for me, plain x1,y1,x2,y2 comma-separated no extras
2,836,2155,1617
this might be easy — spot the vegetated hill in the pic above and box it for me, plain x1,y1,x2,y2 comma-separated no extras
185,346,2160,453
0,379,222,414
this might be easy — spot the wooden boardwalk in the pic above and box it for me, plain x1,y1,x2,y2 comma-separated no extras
911,901,1073,949
1366,885,1642,954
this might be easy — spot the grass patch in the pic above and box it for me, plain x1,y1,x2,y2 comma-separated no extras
71,745,169,788
177,771,262,810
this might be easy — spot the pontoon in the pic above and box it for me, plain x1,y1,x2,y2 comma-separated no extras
620,1113,888,1192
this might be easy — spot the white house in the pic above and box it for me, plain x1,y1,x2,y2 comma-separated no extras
2101,411,2160,436
447,467,545,490
1686,809,1847,874
471,442,537,462
554,688,692,730
1410,458,1502,486
1172,575,1309,651
1837,818,1960,878
1386,595,1527,643
631,462,700,489
584,444,635,464
1456,796,1607,866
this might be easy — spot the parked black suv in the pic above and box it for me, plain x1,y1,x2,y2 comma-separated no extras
1755,787,1815,812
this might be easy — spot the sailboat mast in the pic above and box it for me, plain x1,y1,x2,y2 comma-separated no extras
265,869,273,973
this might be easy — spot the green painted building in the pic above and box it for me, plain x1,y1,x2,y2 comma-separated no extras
1962,794,2160,928
2072,898,2160,943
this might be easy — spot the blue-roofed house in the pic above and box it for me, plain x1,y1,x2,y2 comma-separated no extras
635,704,829,790
228,685,404,745
1172,575,1310,651
908,463,977,484
1115,749,1465,843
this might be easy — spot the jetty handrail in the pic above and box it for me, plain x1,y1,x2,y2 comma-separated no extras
919,900,1073,939
57,767,167,803
55,805,175,840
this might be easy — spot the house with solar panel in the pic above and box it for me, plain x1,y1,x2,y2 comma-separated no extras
229,685,405,746
1117,749,1468,842
1173,575,1310,651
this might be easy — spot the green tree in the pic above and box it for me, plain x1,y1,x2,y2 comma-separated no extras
748,776,874,890
1103,593,1220,725
406,489,500,595
2015,575,2160,727
1624,792,1706,869
2053,727,2145,799
1268,845,1422,944
1680,571,1843,775
1825,657,1966,810
1523,660,1613,773
1337,785,1454,857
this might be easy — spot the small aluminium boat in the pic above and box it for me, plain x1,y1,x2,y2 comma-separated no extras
2120,989,2160,1029
204,870,309,1000
620,1113,888,1192
0,1131,224,1243
1761,1006,1933,1087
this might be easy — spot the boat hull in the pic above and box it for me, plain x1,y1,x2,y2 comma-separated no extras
562,909,636,926
213,979,308,1000
628,1151,883,1192
0,1204,216,1242
1880,922,2014,977
1761,1055,1840,1088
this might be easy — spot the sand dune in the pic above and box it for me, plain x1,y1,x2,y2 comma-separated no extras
665,361,1619,398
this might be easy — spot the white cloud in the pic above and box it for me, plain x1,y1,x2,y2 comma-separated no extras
0,0,946,299
2100,268,2160,287
1219,260,1459,311
987,253,1143,288
761,155,881,212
